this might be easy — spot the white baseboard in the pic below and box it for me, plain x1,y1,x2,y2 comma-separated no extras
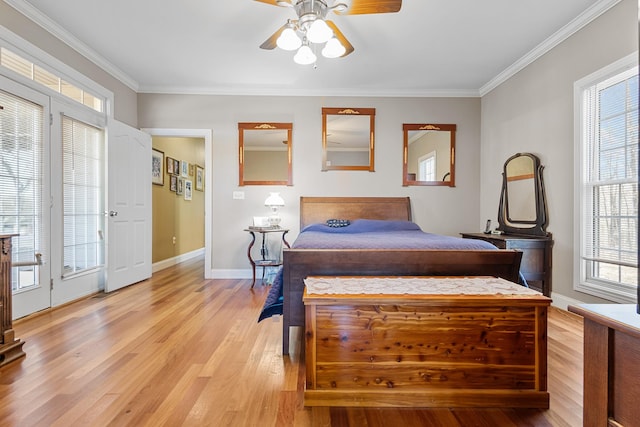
550,292,586,311
209,269,253,279
152,248,205,273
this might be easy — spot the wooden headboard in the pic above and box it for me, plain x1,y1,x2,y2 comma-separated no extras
299,197,412,229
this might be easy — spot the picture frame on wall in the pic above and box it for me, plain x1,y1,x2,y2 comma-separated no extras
195,165,204,191
177,177,184,195
173,159,179,175
170,175,177,192
189,164,194,176
166,157,175,175
152,148,164,186
184,180,192,200
181,161,189,177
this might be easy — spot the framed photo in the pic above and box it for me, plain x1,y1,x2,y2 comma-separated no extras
184,180,192,200
195,165,204,191
173,159,179,175
177,177,184,195
181,160,189,177
166,157,175,175
169,175,177,192
151,148,164,185
189,164,194,176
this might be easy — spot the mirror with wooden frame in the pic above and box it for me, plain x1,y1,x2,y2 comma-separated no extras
403,123,456,187
497,152,548,236
322,107,375,171
238,122,292,186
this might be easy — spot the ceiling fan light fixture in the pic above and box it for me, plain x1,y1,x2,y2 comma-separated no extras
276,27,302,50
306,18,333,44
293,44,317,65
321,37,346,58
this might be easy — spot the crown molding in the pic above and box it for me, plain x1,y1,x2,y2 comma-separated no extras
137,84,481,98
3,0,140,92
479,0,623,96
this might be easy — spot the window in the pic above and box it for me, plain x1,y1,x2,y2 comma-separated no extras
0,89,45,292
575,54,638,303
62,116,105,276
0,47,103,112
418,152,436,181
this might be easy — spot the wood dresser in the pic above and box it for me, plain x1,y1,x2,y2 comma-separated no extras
460,232,553,297
0,234,25,366
568,304,640,427
303,276,551,408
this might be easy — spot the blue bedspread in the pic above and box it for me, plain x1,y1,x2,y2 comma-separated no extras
258,219,501,322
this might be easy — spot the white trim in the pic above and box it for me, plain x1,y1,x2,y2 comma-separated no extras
550,292,589,311
2,0,139,92
141,128,214,278
480,0,623,96
152,248,205,273
210,269,253,279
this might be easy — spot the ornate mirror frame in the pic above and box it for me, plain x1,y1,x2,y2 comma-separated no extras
238,122,292,186
322,107,375,171
497,152,548,236
402,123,456,187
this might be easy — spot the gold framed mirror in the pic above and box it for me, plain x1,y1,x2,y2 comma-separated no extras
238,122,292,186
402,123,456,187
322,107,375,171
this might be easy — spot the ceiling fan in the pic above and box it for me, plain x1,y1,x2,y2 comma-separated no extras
256,0,402,65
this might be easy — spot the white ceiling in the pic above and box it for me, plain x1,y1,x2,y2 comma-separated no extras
7,0,615,97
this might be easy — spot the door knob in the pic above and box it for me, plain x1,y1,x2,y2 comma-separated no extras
109,211,118,217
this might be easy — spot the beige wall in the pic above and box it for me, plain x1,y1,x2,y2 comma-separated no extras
151,137,205,263
480,0,638,304
0,2,138,126
137,95,482,272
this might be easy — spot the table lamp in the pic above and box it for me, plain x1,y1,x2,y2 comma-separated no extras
265,192,285,227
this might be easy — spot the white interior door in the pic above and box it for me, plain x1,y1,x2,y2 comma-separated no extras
0,76,51,319
106,120,152,292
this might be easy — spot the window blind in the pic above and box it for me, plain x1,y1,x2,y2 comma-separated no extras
61,116,105,276
0,89,44,291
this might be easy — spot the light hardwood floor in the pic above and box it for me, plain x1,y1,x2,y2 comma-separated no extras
0,257,584,426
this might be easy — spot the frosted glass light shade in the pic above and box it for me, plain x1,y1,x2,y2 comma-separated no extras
264,192,285,207
307,19,333,44
322,37,346,58
276,28,302,51
293,45,317,65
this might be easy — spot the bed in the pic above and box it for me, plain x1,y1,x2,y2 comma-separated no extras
260,197,524,355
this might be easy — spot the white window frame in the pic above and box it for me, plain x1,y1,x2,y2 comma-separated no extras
573,52,638,303
418,151,436,182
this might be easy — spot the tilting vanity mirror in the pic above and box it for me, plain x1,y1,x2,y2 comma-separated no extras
497,152,548,236
403,123,456,187
322,107,375,171
238,122,292,186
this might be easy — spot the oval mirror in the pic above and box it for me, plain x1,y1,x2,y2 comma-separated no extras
322,107,375,171
497,152,548,236
238,122,292,186
403,123,456,186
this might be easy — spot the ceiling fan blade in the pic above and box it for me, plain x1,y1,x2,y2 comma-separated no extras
325,21,354,57
259,24,288,50
336,0,402,15
254,0,286,6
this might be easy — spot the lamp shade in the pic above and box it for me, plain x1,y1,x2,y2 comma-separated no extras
264,192,285,207
276,27,302,51
307,19,333,44
293,44,317,65
322,37,346,58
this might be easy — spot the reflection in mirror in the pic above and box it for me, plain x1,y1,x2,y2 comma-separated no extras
497,152,548,236
403,124,456,187
322,108,375,171
238,122,292,186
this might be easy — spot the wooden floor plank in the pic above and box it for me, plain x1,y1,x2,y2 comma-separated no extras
0,256,584,426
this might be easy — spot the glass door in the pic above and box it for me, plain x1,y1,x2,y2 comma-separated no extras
0,76,51,319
